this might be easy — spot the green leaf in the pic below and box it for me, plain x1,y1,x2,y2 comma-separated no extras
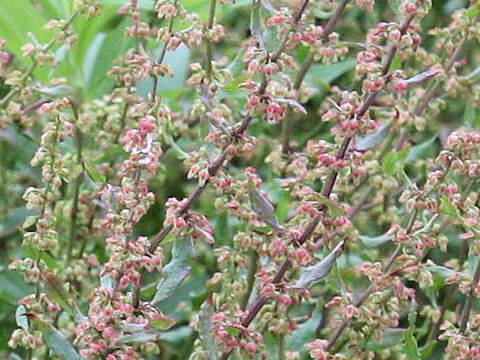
359,233,392,247
464,99,477,128
250,0,265,49
356,123,391,151
82,32,108,88
41,271,87,323
248,180,283,232
293,241,345,289
152,238,195,305
440,197,460,219
388,0,401,17
118,331,161,344
197,300,218,360
466,7,480,18
150,315,176,331
308,59,356,85
84,161,106,184
225,325,242,336
404,329,421,360
382,148,408,175
36,85,75,97
405,137,436,163
28,315,82,360
15,305,29,330
286,309,321,356
93,146,129,164
307,194,343,217
367,328,406,350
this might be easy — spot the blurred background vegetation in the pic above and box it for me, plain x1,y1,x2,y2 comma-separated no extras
0,0,478,358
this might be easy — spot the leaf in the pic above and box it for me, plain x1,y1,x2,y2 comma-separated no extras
286,309,322,356
82,32,108,88
118,331,161,344
404,329,421,359
388,0,401,17
197,300,218,360
425,262,458,280
28,315,82,360
92,146,128,164
395,69,441,87
440,197,460,219
307,194,343,217
308,59,356,86
277,98,307,114
225,325,242,336
248,180,283,232
1,207,37,233
15,305,29,330
356,123,391,151
150,314,176,331
312,9,333,19
41,271,88,323
405,137,436,163
382,148,408,176
260,0,278,14
367,328,406,350
293,241,345,289
152,238,195,305
359,233,392,247
84,161,106,184
42,271,75,315
464,99,476,128
36,85,75,97
250,0,265,49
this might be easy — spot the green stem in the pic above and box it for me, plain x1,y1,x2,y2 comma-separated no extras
67,127,84,261
205,0,217,78
241,250,259,310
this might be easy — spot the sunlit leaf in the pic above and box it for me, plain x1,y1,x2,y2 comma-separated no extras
150,315,176,331
84,161,106,184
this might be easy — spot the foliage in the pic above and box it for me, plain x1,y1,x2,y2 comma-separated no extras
1,0,480,359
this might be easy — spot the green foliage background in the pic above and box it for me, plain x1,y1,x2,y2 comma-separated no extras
0,0,479,358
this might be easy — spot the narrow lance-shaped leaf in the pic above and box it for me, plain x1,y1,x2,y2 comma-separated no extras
197,300,218,360
15,305,29,330
277,98,307,115
356,122,391,151
359,233,392,247
152,238,195,305
27,313,81,360
394,69,441,88
41,271,88,323
293,241,345,289
250,0,265,49
248,179,284,233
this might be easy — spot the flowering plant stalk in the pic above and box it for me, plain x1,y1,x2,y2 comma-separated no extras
2,0,480,359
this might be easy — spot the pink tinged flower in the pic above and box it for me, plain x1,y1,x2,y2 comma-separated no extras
266,15,284,27
270,239,287,257
244,342,258,352
118,303,134,312
175,217,187,228
459,231,475,240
